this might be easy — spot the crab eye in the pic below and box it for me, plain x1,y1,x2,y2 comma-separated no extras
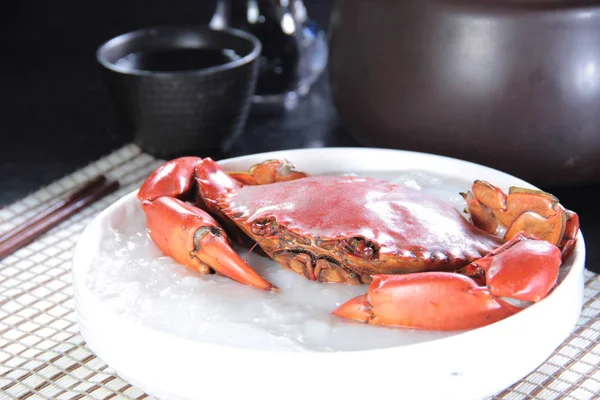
251,217,278,236
344,237,378,260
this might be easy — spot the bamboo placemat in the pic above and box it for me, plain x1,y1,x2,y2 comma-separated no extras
0,144,598,400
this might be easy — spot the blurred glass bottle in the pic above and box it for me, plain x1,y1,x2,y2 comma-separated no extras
210,0,328,111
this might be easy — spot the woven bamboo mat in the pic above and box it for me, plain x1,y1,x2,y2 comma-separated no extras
0,144,598,400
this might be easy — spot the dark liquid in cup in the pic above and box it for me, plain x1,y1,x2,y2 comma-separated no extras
114,48,240,72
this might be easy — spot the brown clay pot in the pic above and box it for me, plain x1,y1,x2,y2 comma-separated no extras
328,0,600,186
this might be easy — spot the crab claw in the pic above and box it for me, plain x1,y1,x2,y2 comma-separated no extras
143,196,277,291
460,232,562,302
334,273,520,331
193,158,270,251
334,233,562,331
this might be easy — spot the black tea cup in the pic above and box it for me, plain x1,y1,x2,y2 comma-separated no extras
97,26,261,158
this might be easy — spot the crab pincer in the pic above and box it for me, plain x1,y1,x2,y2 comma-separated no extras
138,157,277,291
334,233,562,331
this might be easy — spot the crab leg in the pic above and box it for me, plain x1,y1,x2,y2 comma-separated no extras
462,181,579,261
142,197,277,291
560,211,579,261
334,234,561,330
226,159,310,186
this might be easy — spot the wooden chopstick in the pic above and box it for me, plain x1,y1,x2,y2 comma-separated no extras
0,175,108,245
0,177,120,261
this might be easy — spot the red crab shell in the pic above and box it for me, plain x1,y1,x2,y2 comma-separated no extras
217,175,503,284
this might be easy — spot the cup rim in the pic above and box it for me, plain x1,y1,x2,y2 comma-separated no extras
96,25,262,77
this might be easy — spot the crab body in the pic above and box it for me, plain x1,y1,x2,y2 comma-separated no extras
219,176,502,284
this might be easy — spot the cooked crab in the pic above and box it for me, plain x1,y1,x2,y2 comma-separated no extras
136,157,579,331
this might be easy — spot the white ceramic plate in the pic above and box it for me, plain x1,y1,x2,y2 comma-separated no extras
73,148,586,400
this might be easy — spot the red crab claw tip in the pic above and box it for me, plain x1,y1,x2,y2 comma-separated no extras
193,230,279,292
144,197,277,292
333,293,373,323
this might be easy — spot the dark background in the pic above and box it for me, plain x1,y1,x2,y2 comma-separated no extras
1,0,598,273
0,0,335,204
